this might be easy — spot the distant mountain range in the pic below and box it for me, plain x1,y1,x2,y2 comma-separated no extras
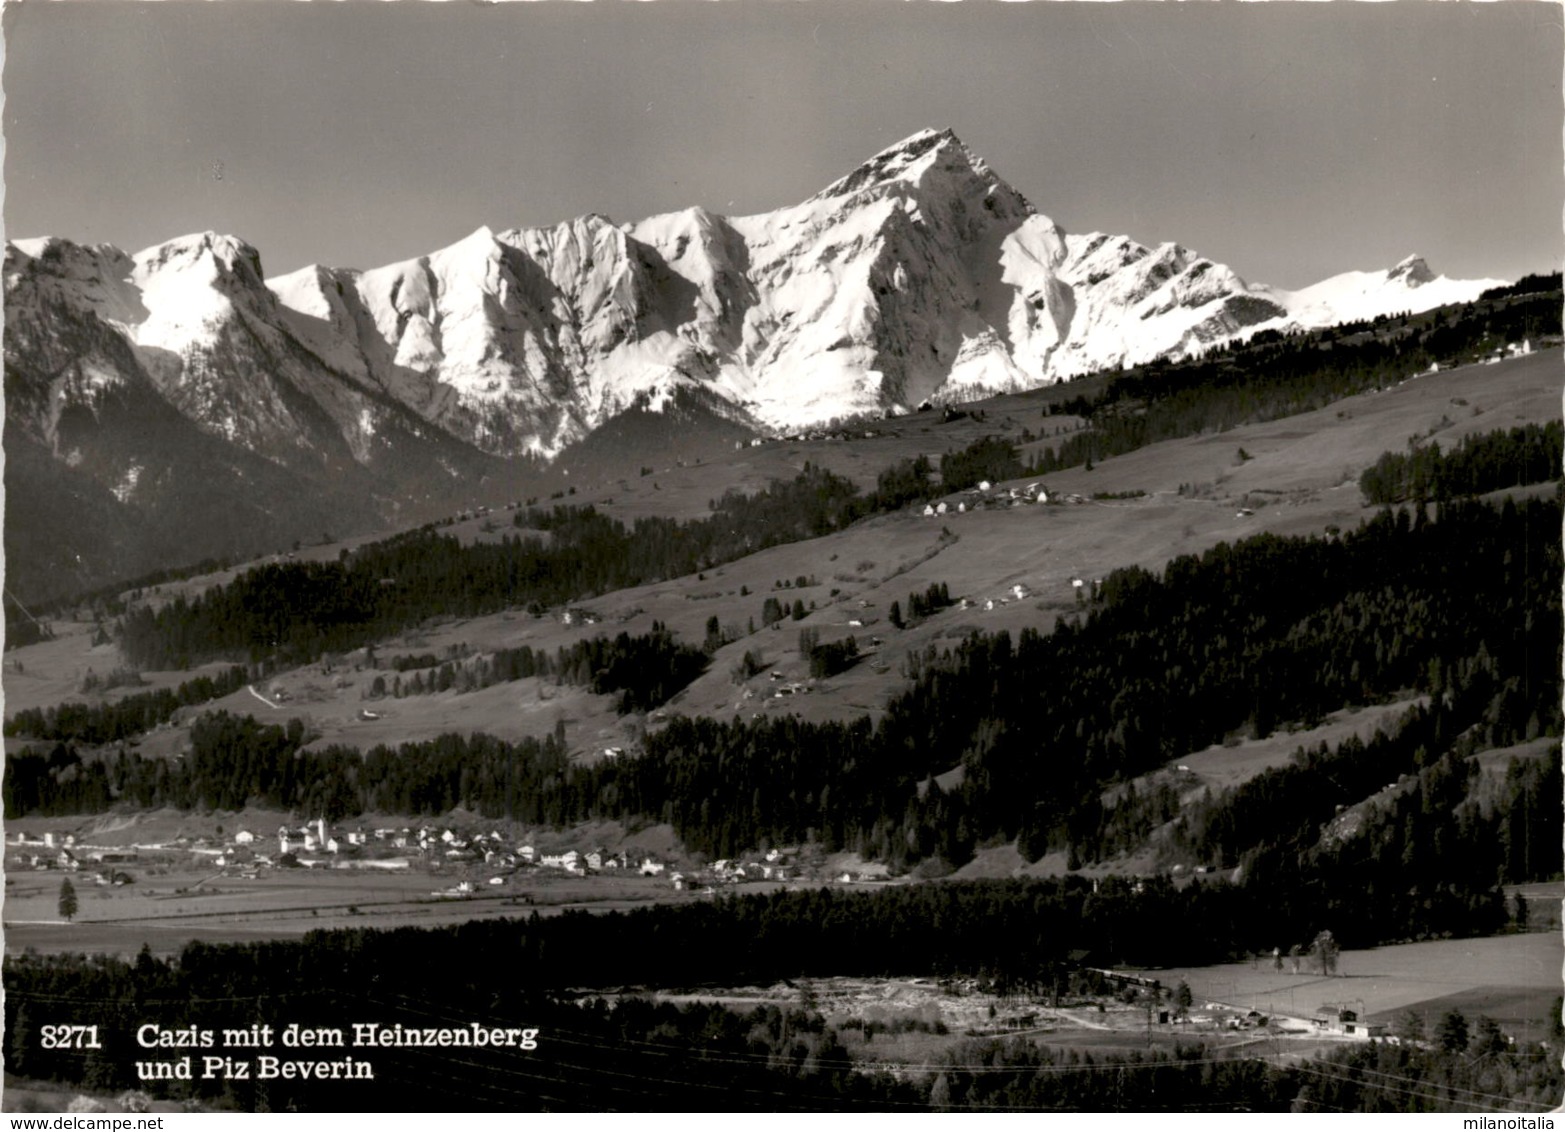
3,128,1504,604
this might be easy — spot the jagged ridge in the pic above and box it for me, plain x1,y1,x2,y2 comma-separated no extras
3,130,1507,601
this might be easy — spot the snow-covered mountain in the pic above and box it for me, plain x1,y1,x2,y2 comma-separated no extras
265,128,1502,448
3,128,1508,598
9,128,1504,462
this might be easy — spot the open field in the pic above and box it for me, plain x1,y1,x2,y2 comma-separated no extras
3,858,714,956
0,619,240,718
1472,736,1558,776
1103,697,1429,809
1171,699,1428,793
1146,932,1561,1037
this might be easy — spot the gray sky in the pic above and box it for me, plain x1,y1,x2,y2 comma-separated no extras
5,1,1560,289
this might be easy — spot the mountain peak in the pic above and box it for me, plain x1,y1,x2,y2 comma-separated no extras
813,127,988,202
1388,254,1435,286
134,231,266,289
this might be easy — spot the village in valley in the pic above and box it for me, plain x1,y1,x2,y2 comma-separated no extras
4,806,890,944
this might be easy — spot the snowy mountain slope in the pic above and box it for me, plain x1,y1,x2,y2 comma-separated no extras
4,128,1512,599
3,236,509,603
1261,255,1505,331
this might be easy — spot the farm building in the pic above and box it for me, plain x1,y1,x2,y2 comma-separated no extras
1312,1006,1384,1038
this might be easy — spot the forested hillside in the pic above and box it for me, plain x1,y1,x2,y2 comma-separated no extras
14,494,1559,950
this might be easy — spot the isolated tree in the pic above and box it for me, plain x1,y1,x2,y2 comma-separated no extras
889,600,904,630
58,877,78,922
1437,1009,1470,1053
1175,981,1193,1017
1310,930,1339,977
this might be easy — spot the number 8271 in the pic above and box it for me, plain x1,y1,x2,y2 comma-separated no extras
41,1025,102,1049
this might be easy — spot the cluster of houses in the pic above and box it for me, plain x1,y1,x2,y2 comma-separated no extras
8,822,686,889
1479,338,1538,366
922,481,1065,520
265,819,679,878
16,818,826,900
685,849,796,888
9,830,139,886
767,672,813,698
735,427,891,450
956,582,1034,614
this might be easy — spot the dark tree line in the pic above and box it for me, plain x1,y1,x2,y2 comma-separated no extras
940,436,1024,492
1359,421,1562,505
796,627,860,679
4,665,249,744
1480,272,1562,300
894,581,954,627
928,1035,1561,1113
115,463,908,671
371,624,707,715
4,714,576,822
